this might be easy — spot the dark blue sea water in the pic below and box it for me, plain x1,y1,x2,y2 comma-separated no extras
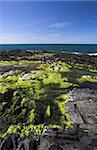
0,44,97,53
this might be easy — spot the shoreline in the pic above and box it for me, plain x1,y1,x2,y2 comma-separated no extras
0,48,97,55
0,48,97,54
0,49,97,149
0,49,97,69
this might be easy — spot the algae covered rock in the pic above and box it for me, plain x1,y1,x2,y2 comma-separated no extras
0,50,97,149
0,60,74,137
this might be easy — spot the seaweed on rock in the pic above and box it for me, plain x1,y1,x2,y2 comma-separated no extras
0,62,74,137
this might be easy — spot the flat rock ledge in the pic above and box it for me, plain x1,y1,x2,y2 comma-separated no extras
0,88,97,150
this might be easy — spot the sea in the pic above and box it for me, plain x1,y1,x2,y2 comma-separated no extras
0,44,97,54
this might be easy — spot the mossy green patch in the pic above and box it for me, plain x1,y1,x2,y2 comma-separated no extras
77,75,97,83
89,69,97,73
45,105,51,117
0,61,74,137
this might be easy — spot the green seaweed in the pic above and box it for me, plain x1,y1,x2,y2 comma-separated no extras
89,69,97,73
0,61,74,137
77,75,97,83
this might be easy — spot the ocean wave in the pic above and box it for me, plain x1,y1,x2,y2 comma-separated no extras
69,52,97,56
88,53,97,56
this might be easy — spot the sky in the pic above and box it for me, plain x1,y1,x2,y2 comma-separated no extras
0,1,97,44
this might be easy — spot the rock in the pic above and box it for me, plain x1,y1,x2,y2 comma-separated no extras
92,138,97,150
17,136,40,150
49,144,63,150
67,88,97,102
38,137,50,150
0,51,97,149
65,102,84,124
21,73,31,80
62,141,80,150
77,101,97,124
80,136,93,150
0,135,13,150
79,124,97,137
66,88,97,129
64,124,79,136
0,134,20,150
0,138,3,145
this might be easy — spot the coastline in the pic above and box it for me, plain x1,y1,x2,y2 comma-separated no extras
0,49,97,68
0,49,97,149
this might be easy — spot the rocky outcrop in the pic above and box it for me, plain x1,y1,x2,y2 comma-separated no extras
0,50,97,68
54,52,97,68
0,51,97,149
0,134,39,150
1,88,97,150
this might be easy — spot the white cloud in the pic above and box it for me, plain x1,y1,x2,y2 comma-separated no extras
49,22,70,28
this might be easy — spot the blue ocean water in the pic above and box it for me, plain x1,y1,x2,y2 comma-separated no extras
0,44,97,53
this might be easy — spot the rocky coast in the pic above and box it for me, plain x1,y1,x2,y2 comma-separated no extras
0,50,97,150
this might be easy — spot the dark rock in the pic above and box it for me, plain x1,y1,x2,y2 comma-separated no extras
38,137,50,150
49,144,63,150
92,138,97,149
80,136,93,150
0,138,3,145
0,135,13,150
79,124,97,137
1,50,97,68
64,124,79,136
0,134,20,150
17,136,40,150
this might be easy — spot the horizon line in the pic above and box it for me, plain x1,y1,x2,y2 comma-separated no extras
0,43,97,45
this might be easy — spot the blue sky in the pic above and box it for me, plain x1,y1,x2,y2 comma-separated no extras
0,1,97,44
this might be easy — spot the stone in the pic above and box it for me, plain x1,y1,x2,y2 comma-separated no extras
80,136,93,150
0,137,3,145
65,102,84,124
67,88,97,102
92,138,97,150
79,124,97,137
64,124,79,136
77,101,97,124
62,142,80,150
17,136,40,150
49,144,63,150
0,134,20,150
21,73,31,80
38,137,50,150
0,135,13,150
